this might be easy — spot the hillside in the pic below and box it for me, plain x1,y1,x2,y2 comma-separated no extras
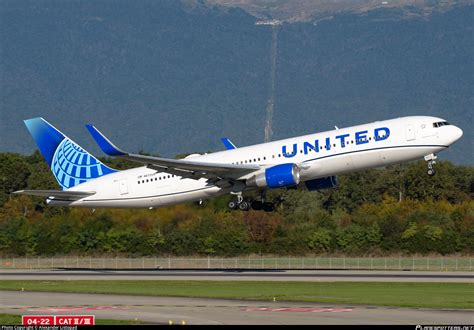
0,0,472,163
206,0,471,22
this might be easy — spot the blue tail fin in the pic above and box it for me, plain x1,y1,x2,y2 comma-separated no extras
24,118,117,190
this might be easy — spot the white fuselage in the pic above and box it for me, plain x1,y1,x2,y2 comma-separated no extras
56,116,462,208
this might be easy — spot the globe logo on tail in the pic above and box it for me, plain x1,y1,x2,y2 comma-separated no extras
51,139,114,189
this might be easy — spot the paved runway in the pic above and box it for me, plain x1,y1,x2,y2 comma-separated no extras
1,291,472,325
0,269,473,282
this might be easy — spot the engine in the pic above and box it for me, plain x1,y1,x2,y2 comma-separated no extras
304,176,338,191
246,163,300,189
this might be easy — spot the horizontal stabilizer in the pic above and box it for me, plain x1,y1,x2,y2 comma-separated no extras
13,190,95,201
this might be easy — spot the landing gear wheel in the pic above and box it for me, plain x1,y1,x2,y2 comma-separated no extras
263,202,275,212
227,200,238,210
238,200,251,211
251,200,263,210
427,160,436,177
425,154,437,177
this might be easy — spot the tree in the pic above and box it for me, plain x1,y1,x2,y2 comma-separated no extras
0,153,30,206
307,228,332,253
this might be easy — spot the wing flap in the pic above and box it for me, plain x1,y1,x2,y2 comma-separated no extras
13,190,96,201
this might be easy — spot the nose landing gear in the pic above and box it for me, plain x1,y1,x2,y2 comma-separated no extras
424,153,437,176
427,163,436,176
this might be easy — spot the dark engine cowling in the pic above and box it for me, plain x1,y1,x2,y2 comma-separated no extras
246,163,300,189
304,176,338,191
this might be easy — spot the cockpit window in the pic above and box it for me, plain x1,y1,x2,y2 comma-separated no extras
433,121,450,128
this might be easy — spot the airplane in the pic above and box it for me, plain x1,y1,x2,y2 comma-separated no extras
14,116,463,212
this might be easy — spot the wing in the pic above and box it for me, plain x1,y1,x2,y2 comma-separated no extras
85,124,260,181
13,190,96,201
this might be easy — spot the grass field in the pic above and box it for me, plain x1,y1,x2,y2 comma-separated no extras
0,280,472,309
0,313,145,325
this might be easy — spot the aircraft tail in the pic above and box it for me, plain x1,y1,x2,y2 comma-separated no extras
24,117,117,190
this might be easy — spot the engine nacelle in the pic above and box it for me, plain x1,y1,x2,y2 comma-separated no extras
246,163,300,189
304,176,338,191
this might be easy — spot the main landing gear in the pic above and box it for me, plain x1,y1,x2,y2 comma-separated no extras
227,191,276,212
425,153,437,176
227,199,252,211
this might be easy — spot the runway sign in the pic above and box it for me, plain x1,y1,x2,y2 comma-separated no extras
22,315,95,325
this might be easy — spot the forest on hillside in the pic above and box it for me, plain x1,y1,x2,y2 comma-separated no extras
0,151,472,257
1,1,472,164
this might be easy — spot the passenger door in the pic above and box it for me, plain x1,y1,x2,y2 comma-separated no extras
119,179,128,195
405,125,416,141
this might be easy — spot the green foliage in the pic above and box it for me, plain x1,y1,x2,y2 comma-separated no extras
0,152,472,256
307,228,332,252
0,153,30,206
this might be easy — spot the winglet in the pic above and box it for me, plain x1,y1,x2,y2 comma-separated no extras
85,124,127,156
220,137,237,150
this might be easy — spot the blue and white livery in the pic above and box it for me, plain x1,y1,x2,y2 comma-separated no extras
15,116,463,211
24,118,116,189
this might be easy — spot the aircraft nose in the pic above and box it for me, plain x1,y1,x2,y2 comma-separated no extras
454,126,463,140
449,126,463,144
